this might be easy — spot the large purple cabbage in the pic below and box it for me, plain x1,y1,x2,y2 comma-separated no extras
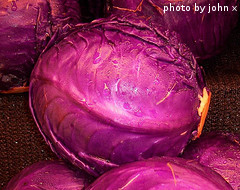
182,132,240,190
29,13,211,176
110,0,239,59
87,157,233,189
4,160,95,190
0,0,81,93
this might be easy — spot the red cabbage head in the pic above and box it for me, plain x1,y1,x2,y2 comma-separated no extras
0,0,81,93
110,0,239,59
30,13,211,176
182,132,240,190
87,157,233,190
4,160,95,190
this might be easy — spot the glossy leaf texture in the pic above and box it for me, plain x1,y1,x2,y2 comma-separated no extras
30,13,208,176
87,157,233,190
4,160,95,190
182,132,240,190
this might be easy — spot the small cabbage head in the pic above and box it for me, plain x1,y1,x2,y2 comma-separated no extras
4,160,95,190
182,132,240,190
0,0,81,93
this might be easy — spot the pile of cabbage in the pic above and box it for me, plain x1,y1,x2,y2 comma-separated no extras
2,0,240,189
5,157,235,190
